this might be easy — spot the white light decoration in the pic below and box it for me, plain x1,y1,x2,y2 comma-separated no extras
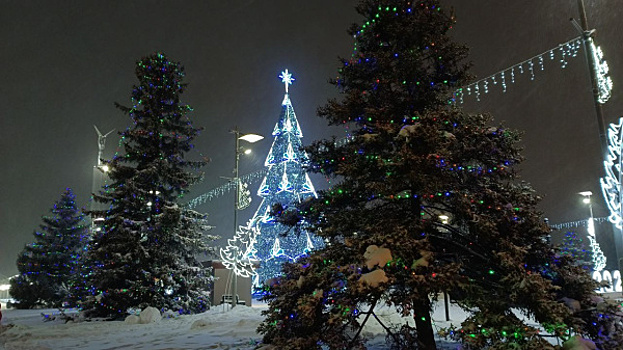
601,117,623,230
270,238,284,258
220,221,258,278
303,232,314,254
284,143,297,161
279,69,295,94
236,180,252,210
579,191,607,271
247,70,324,288
587,217,607,271
588,38,613,104
186,169,268,209
277,166,293,193
454,36,582,104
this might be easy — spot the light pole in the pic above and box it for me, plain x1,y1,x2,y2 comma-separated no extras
580,191,607,271
229,127,263,308
574,0,623,270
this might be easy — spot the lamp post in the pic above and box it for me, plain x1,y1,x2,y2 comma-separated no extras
229,126,263,308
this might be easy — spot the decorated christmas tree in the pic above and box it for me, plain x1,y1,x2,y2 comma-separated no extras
258,1,623,349
10,188,88,308
248,70,323,287
559,231,593,271
82,53,217,318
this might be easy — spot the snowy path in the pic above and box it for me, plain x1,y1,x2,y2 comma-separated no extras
0,301,465,350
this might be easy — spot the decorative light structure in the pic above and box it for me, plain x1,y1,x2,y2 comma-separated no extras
588,38,613,104
248,70,323,289
580,191,607,271
601,118,623,230
220,220,258,278
219,127,263,308
453,37,583,104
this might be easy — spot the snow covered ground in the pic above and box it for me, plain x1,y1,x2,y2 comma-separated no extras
0,299,467,350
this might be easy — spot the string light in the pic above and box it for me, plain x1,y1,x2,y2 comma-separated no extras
453,37,583,104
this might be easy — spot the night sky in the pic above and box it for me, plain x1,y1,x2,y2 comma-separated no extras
2,1,623,279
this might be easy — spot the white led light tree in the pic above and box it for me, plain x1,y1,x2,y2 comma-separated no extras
220,220,258,278
248,70,323,288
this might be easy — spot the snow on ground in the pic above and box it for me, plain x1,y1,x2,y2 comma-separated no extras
0,299,469,350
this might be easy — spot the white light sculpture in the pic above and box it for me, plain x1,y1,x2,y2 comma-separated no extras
588,38,613,104
601,117,623,230
220,221,258,278
587,217,607,272
581,191,607,272
279,69,295,94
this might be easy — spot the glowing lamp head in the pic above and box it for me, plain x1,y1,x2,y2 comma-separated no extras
579,191,593,204
101,165,110,172
244,149,252,155
239,134,264,143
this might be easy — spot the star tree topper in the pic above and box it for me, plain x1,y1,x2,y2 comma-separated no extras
279,69,295,94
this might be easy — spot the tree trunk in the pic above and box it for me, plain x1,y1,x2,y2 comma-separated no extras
413,297,437,350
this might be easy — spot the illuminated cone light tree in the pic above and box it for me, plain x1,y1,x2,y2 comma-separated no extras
249,70,323,287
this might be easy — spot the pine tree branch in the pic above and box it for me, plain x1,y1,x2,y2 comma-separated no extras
370,310,401,346
348,297,379,349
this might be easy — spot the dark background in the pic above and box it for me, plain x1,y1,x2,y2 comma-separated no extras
2,1,622,279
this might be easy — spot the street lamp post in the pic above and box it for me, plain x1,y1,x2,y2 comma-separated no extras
229,127,263,308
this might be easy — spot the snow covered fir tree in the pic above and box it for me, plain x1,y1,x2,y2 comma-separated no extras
10,188,88,308
82,52,217,319
247,70,323,289
258,1,623,349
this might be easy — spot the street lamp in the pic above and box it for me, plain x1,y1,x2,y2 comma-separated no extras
229,126,263,308
579,191,606,271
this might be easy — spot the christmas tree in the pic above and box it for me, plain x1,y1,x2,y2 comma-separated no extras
82,52,217,318
258,1,623,349
10,188,88,308
247,70,323,287
558,230,592,271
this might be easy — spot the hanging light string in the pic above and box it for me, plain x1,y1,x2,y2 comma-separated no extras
454,35,583,104
186,169,268,209
549,216,609,230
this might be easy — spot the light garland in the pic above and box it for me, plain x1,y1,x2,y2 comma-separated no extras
454,36,583,104
185,169,267,209
549,216,609,230
600,117,623,229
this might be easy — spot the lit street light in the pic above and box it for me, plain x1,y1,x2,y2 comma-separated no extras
228,126,263,308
